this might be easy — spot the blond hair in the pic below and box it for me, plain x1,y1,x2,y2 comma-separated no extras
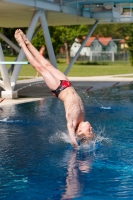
76,131,95,144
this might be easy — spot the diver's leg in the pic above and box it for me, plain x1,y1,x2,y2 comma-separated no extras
18,29,68,81
15,30,60,90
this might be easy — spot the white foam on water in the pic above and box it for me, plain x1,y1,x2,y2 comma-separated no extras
100,106,111,110
0,117,22,123
0,117,9,122
78,133,110,152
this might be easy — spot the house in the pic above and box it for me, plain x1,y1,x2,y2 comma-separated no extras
70,41,82,57
70,37,102,57
98,37,117,53
85,37,102,52
119,38,128,51
70,36,117,57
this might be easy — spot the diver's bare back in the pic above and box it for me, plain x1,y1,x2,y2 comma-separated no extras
59,86,85,127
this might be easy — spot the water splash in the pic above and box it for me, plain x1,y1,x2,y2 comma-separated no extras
85,87,113,110
0,117,9,122
16,81,44,92
49,130,111,152
78,133,110,152
0,117,23,123
49,131,71,144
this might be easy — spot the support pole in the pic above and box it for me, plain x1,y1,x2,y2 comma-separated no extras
64,20,99,75
40,10,57,68
32,24,41,39
0,43,12,91
112,51,114,62
11,10,41,89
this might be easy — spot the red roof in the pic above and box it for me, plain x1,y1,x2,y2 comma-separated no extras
84,37,96,46
76,37,96,47
76,36,113,47
98,37,112,46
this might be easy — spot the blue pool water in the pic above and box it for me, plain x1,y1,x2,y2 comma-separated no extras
0,84,133,200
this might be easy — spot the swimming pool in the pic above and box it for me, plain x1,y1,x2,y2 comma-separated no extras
0,84,133,199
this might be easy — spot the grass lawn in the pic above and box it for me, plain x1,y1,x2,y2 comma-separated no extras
4,56,133,77
4,56,37,77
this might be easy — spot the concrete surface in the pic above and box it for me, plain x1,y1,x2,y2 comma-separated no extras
0,74,133,107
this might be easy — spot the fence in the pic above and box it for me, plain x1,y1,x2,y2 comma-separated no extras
56,51,130,62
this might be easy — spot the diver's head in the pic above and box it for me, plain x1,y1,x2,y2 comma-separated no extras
76,121,95,144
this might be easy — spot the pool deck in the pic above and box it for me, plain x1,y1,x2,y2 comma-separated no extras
0,74,133,106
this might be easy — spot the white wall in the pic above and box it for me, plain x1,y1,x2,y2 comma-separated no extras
80,47,90,56
70,42,91,57
70,42,81,57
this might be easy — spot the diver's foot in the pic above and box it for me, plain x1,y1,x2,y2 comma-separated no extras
14,29,24,47
19,29,30,45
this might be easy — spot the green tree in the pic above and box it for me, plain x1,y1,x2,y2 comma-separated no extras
0,28,27,44
0,28,27,55
50,25,90,64
32,28,45,50
32,26,60,59
92,23,130,39
32,25,90,64
125,23,133,66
